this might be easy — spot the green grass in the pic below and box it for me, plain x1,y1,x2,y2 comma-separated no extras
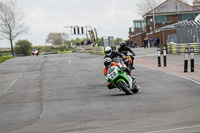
52,48,75,52
52,49,60,52
0,52,12,56
0,56,15,64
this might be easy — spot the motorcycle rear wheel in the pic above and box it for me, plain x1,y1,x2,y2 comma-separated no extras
117,81,132,95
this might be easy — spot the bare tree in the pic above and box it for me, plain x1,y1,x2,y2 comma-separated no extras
136,0,188,16
179,0,188,4
46,33,70,45
136,0,162,16
0,1,28,54
193,0,200,5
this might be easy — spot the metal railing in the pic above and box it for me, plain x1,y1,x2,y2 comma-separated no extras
167,43,200,54
167,20,200,44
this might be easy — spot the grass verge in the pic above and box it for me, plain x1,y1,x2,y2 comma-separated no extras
0,56,15,64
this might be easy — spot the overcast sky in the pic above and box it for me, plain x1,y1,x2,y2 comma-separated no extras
0,0,194,47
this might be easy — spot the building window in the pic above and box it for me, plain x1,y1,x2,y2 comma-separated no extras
135,22,141,28
178,14,196,21
166,16,171,23
141,21,146,31
147,18,150,25
178,15,182,21
155,15,171,23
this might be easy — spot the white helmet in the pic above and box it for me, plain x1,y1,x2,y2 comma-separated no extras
105,46,112,56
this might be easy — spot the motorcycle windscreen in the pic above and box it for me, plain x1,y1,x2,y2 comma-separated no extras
107,66,116,74
113,57,121,64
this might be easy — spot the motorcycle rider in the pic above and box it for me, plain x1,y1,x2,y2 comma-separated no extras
103,57,132,89
104,46,125,60
118,42,136,69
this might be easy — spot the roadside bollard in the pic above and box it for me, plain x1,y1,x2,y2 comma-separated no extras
163,46,167,67
191,47,194,72
157,47,161,67
184,48,188,72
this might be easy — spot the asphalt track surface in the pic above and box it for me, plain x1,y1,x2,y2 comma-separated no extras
0,52,200,133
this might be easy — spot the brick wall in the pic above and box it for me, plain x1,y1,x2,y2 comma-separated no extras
134,28,143,34
130,32,146,47
146,29,177,45
146,16,179,32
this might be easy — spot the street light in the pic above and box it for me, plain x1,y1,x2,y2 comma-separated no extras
153,5,155,31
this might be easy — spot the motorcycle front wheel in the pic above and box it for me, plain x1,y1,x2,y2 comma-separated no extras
117,81,132,95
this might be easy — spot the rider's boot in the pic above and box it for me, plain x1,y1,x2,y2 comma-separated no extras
131,56,135,70
131,65,135,69
131,76,136,84
131,62,135,69
131,76,139,93
107,83,115,89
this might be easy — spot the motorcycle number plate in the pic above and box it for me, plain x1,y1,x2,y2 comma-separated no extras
108,71,118,80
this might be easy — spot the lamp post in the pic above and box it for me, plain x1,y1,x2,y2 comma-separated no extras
152,5,156,48
153,6,155,31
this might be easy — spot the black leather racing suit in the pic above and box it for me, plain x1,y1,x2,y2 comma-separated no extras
118,46,135,68
104,50,131,77
104,50,124,60
104,50,132,89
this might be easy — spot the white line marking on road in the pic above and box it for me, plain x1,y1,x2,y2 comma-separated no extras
175,74,200,85
144,124,200,133
135,54,157,58
134,65,200,133
19,69,26,77
8,79,17,87
3,88,9,93
19,73,23,77
69,59,71,64
3,78,18,94
2,68,27,94
136,64,200,85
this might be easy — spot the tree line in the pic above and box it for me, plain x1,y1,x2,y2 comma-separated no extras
2,36,124,56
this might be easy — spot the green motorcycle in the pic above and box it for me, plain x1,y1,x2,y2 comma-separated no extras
106,65,139,95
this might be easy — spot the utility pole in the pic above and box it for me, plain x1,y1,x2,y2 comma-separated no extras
153,6,155,31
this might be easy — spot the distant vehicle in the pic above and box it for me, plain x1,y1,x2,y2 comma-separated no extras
32,49,35,55
32,49,39,56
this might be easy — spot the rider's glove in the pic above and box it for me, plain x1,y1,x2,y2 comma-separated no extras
122,55,126,59
104,74,107,80
121,66,126,71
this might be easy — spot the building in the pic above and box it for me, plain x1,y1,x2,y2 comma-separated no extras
129,20,146,47
129,0,200,47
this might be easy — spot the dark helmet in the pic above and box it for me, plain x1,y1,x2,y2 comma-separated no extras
104,57,112,67
105,46,112,56
120,42,126,47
